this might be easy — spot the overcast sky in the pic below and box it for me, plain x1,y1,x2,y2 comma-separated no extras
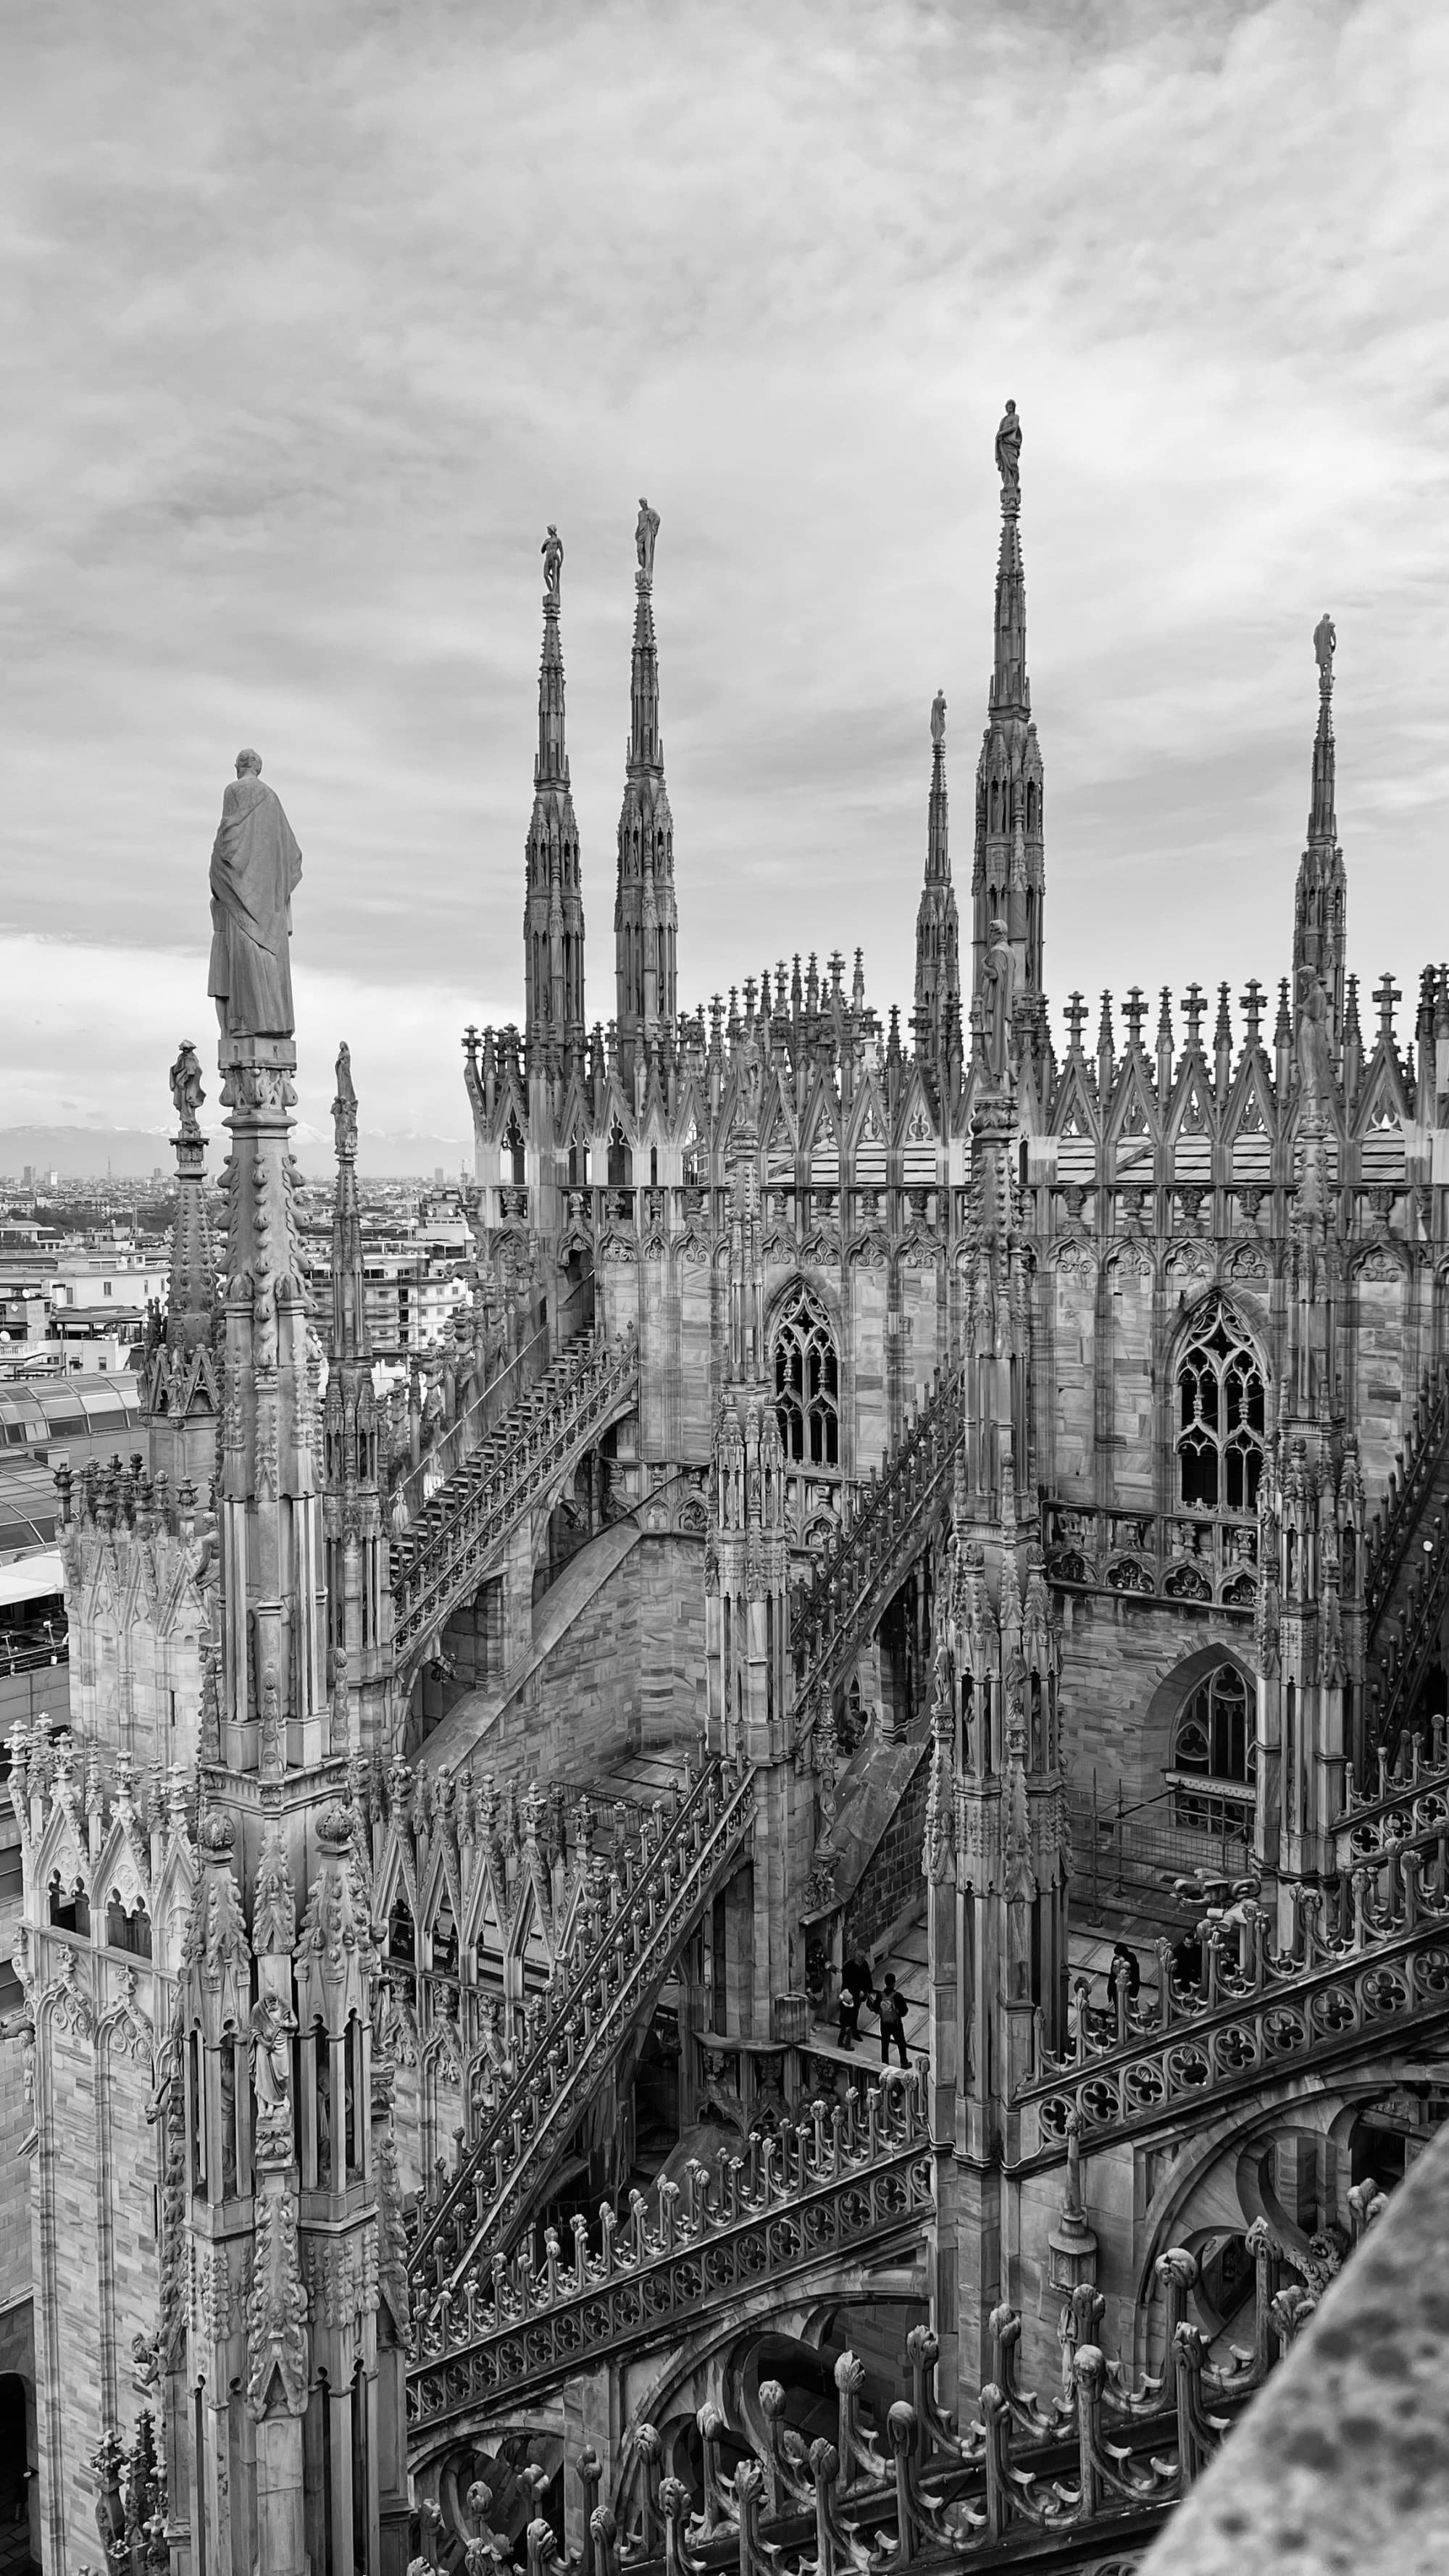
4,0,1447,1150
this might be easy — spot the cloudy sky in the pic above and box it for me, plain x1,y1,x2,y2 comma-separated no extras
4,0,1447,1153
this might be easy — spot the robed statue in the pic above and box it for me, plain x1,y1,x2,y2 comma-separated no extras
333,1040,359,1161
542,524,564,602
995,400,1022,501
981,915,1016,1084
169,1039,204,1137
1295,969,1335,1108
207,751,302,1042
636,497,661,582
1314,610,1336,688
931,689,946,749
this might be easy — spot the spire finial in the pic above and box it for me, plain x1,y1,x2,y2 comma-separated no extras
332,1041,358,1164
994,399,1022,517
1314,609,1336,702
635,498,660,587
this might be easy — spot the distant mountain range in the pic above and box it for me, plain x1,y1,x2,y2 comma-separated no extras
0,1124,472,1183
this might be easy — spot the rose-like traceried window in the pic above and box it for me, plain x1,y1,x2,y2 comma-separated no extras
772,1281,840,1469
1176,1295,1266,1514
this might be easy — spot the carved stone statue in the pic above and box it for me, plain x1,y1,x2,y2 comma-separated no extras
1314,610,1336,687
930,689,946,749
635,497,661,582
250,1991,296,2162
541,524,563,602
1295,969,1335,1108
333,1040,359,1162
207,751,302,1042
995,400,1022,500
169,1040,204,1136
981,916,1017,1084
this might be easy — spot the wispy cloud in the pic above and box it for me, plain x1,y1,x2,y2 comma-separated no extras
3,0,1447,1137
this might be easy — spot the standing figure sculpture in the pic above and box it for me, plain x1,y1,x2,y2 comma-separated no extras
981,915,1017,1085
995,399,1022,502
542,524,564,602
1295,968,1335,1108
207,750,303,1042
169,1039,204,1137
931,688,946,749
1314,610,1336,692
333,1040,359,1161
635,497,661,582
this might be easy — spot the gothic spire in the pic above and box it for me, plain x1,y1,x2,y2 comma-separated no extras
914,690,960,1063
614,498,678,1069
524,524,585,1076
328,1041,368,1364
143,1036,219,1492
974,401,1045,1019
322,1039,390,1755
1293,613,1347,1042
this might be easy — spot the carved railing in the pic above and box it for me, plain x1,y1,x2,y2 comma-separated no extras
1014,1833,1449,2164
1364,1360,1449,1629
409,1755,756,2304
391,1326,638,1663
1364,1500,1449,1764
422,2207,1385,2568
790,1366,963,1745
1335,1721,1449,1866
1043,1501,1259,1614
409,2070,932,2430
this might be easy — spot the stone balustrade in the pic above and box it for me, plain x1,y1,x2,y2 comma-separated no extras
391,1327,638,1663
1138,2119,1437,2572
1362,1357,1449,1627
408,1756,756,2304
1015,1828,1449,2162
421,2204,1367,2573
790,1364,963,1744
408,2069,932,2430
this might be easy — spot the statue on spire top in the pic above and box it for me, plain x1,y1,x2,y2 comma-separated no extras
542,524,563,603
995,400,1022,505
169,1040,204,1138
333,1041,359,1163
1314,610,1336,692
931,689,946,749
635,497,661,583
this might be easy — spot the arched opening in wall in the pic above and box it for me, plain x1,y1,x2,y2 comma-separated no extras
772,1281,839,1471
503,1113,525,1188
104,1894,151,1957
567,1139,588,1187
607,1121,632,1190
1169,1661,1256,1837
1175,1293,1266,1514
631,2002,681,2178
0,2373,32,2556
47,1872,89,1936
387,1894,416,1970
1193,2230,1256,2336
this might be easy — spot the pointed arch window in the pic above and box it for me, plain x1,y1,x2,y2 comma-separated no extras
1169,1661,1256,1832
772,1282,839,1470
1176,1295,1265,1514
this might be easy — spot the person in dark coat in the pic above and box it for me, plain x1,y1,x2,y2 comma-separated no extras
837,1952,872,2052
872,1971,910,2069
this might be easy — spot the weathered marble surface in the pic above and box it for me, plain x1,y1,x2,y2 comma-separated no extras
1143,2123,1449,2573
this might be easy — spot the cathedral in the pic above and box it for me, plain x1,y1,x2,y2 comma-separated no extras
7,404,1448,2573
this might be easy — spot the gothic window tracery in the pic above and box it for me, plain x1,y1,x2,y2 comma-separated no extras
1176,1295,1265,1514
772,1282,840,1470
1169,1660,1256,1833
